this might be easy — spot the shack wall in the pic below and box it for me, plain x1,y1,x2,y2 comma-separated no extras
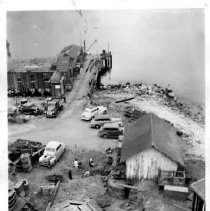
126,148,178,180
8,72,17,90
7,71,54,92
192,193,205,211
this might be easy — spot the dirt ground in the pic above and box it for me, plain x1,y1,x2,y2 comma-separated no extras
10,147,110,210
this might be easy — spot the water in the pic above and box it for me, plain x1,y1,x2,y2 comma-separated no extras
96,10,205,104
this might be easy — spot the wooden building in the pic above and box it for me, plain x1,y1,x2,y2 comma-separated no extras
7,58,56,95
120,113,184,180
57,44,83,83
49,71,65,98
191,179,205,211
100,50,112,69
7,45,83,96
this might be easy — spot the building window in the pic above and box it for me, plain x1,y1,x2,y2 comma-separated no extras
43,73,51,82
31,82,35,89
18,82,24,90
17,74,22,82
30,74,35,82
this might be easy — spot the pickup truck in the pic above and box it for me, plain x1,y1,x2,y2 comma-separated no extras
46,98,64,118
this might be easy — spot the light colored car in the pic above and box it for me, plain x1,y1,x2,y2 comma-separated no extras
39,141,65,167
90,114,122,129
81,105,107,120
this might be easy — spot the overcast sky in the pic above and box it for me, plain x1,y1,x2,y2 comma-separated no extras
7,9,205,103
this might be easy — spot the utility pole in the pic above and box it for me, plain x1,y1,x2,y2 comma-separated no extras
83,40,86,52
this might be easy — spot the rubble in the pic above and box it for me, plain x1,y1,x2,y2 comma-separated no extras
98,82,204,124
8,139,45,173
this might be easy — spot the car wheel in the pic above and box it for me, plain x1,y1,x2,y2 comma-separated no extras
103,110,107,114
103,134,108,138
95,125,100,129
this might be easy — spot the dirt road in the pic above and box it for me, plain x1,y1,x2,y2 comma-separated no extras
8,56,118,151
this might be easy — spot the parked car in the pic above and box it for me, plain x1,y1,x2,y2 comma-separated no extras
90,114,121,129
98,122,124,139
39,141,65,167
81,105,107,120
46,98,64,118
19,102,43,115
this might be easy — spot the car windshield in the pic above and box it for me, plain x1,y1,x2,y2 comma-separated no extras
45,148,55,152
48,102,56,110
84,108,92,113
48,106,55,111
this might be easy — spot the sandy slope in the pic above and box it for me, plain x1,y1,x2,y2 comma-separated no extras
131,97,205,160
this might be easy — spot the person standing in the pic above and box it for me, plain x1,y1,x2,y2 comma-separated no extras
89,158,94,167
68,169,72,180
74,159,79,168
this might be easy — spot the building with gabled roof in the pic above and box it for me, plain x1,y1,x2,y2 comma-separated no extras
50,71,65,98
7,44,84,96
121,113,184,180
191,178,205,211
7,57,56,94
56,44,83,91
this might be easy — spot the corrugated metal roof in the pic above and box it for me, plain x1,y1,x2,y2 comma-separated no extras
61,44,82,58
191,178,205,200
120,113,184,166
50,71,63,83
8,58,56,73
56,57,70,72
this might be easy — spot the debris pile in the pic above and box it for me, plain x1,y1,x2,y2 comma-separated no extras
8,139,45,173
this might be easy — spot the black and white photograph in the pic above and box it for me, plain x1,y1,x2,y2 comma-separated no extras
0,1,208,210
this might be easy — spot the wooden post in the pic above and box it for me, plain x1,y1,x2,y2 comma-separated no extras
45,180,60,211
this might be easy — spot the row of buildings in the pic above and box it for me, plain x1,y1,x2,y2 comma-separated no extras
7,45,84,98
7,45,113,98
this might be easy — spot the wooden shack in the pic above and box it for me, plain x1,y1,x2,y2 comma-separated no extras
120,113,184,180
50,71,65,98
191,178,205,211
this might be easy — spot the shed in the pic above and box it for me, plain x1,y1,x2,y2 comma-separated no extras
120,113,184,180
50,71,65,98
191,178,205,211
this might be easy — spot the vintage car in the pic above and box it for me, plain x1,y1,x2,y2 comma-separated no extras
81,105,107,120
39,141,65,167
90,114,121,129
98,122,124,139
46,98,64,118
19,102,43,115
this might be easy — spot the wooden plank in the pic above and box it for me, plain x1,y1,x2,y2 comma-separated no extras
45,180,61,211
116,183,138,190
115,97,135,104
164,185,189,193
32,147,45,157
